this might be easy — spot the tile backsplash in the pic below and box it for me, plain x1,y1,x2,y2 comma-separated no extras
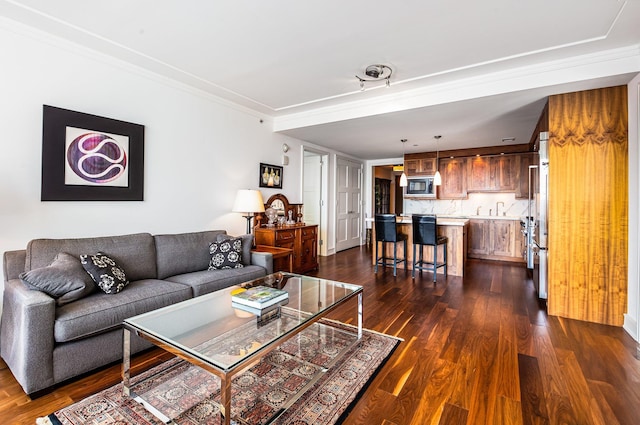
404,192,530,218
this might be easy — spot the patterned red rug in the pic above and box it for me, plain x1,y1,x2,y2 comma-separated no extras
38,321,399,425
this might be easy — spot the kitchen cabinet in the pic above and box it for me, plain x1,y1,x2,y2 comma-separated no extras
405,157,437,176
515,152,538,199
254,224,318,273
467,155,517,192
468,219,491,256
468,219,524,262
437,157,467,199
466,157,492,191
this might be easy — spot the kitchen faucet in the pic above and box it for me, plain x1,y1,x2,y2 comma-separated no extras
476,206,482,216
496,201,505,216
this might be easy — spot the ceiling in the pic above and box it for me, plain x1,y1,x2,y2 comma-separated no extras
2,0,640,159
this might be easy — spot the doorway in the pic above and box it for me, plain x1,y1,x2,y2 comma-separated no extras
302,148,329,256
373,165,404,216
336,157,363,252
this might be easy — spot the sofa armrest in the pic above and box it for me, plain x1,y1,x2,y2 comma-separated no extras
3,249,26,281
251,251,273,274
1,278,56,394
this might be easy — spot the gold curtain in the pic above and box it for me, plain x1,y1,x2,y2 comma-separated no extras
547,86,628,326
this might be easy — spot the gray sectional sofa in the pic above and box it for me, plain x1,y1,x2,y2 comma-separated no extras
1,230,272,396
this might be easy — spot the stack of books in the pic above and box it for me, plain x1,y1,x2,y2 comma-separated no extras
231,285,289,316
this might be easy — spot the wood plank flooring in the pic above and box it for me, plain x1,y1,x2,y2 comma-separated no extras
1,246,639,424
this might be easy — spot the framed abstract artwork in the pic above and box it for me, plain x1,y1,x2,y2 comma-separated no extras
259,163,283,189
41,105,145,201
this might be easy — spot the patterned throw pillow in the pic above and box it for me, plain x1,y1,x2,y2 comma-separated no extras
80,252,129,294
208,237,244,270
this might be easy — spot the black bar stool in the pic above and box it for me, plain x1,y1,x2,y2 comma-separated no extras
374,214,408,277
412,214,448,281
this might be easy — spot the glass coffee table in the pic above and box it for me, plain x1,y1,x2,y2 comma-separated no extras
122,272,363,425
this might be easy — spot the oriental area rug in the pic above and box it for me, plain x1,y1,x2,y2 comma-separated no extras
37,321,400,425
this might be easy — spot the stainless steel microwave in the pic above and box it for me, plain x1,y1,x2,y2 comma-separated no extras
406,177,435,197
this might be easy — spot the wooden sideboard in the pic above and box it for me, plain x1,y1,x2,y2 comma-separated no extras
254,224,318,274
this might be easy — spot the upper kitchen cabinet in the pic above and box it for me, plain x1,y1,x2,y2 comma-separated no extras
493,155,518,190
438,157,467,199
405,155,437,176
515,152,538,199
466,156,492,191
467,155,517,192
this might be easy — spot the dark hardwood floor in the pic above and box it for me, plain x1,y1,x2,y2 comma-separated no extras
1,246,639,424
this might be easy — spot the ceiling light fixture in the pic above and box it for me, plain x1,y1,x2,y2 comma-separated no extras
434,135,442,186
356,64,392,91
399,139,408,187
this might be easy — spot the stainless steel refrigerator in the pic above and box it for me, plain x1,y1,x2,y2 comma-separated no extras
524,132,549,299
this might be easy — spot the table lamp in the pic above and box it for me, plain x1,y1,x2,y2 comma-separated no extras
232,189,265,234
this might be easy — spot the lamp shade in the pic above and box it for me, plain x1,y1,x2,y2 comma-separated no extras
399,172,408,187
232,190,265,213
434,171,442,186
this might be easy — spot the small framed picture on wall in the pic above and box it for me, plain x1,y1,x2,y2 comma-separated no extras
259,163,283,189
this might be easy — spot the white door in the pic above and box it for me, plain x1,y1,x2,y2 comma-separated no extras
336,157,362,252
303,150,328,256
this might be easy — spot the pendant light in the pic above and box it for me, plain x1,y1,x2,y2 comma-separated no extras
434,135,442,186
399,139,408,187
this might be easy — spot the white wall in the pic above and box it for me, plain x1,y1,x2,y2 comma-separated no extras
0,18,310,295
624,73,640,342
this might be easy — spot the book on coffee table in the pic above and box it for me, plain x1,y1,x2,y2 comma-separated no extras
231,285,288,309
231,298,288,316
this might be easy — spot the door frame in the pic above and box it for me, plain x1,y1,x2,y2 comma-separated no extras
301,146,329,256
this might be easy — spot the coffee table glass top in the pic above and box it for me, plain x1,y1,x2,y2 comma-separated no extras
124,272,362,371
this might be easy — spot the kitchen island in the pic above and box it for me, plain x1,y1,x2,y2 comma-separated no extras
369,216,469,277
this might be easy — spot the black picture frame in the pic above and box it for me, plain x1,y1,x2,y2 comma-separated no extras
41,105,144,201
259,163,283,189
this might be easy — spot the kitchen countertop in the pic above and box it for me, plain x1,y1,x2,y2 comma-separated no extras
438,214,523,221
397,217,469,226
365,216,469,226
367,214,523,224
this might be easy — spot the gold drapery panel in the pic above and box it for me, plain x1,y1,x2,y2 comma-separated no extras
547,86,628,326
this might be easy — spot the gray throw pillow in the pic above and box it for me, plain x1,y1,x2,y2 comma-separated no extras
209,237,244,270
80,252,129,294
19,252,97,306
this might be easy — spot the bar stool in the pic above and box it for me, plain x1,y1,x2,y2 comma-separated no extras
374,214,408,277
412,214,448,282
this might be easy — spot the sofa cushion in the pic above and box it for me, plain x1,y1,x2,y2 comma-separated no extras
80,252,129,294
217,234,253,265
25,233,157,281
154,230,227,279
19,252,97,306
208,238,244,270
165,265,267,297
54,279,192,343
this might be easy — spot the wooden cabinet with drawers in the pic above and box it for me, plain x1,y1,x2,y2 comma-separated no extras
254,224,319,273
